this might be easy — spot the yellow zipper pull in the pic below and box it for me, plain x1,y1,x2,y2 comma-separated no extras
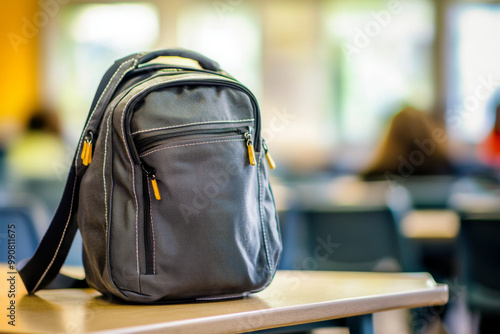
150,175,161,200
82,143,90,165
81,141,89,161
245,130,256,166
142,162,161,200
82,131,93,166
262,139,276,170
86,142,93,165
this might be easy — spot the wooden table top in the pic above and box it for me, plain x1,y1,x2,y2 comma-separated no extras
0,269,448,334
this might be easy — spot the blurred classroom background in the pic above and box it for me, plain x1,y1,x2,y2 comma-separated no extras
2,0,500,333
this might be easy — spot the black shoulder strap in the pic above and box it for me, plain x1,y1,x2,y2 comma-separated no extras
19,53,142,294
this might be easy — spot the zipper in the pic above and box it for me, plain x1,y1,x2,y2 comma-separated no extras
245,127,256,166
124,77,261,164
135,127,247,155
142,162,161,200
262,138,276,170
141,161,157,275
137,126,256,166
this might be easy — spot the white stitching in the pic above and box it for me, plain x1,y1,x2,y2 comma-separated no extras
75,59,136,170
119,59,141,279
103,114,112,243
32,176,78,292
131,119,254,135
146,179,156,274
140,138,244,157
258,154,272,270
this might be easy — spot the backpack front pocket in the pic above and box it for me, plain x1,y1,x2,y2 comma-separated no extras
133,123,270,298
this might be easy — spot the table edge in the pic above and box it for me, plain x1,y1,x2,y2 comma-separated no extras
91,284,448,334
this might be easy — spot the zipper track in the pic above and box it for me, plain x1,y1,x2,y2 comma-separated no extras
135,127,246,154
142,168,154,275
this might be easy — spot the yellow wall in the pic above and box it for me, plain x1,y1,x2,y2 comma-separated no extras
0,0,40,136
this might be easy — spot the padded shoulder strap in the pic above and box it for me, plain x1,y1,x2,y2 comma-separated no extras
19,52,142,293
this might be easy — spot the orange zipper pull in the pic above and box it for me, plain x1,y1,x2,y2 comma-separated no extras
81,142,89,161
247,142,256,166
86,142,93,165
245,130,257,166
142,162,161,200
81,131,93,166
262,139,276,170
151,176,161,200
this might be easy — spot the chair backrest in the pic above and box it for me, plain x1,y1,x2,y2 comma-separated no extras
22,179,66,215
402,176,456,209
460,215,500,292
460,214,500,314
300,206,401,272
0,207,39,263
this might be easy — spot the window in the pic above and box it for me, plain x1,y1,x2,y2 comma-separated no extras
177,1,261,98
323,0,435,144
44,3,159,143
446,3,500,143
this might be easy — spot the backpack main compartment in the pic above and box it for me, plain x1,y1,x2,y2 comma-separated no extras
76,67,282,303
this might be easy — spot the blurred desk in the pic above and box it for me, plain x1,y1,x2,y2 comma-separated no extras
401,210,460,239
0,268,448,334
288,177,393,209
449,177,500,215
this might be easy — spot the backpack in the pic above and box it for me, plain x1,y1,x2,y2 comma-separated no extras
19,49,282,303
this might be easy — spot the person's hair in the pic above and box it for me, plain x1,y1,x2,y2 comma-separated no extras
362,106,453,179
27,108,61,136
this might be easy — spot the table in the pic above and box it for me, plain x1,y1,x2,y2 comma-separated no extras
400,210,460,239
0,270,448,334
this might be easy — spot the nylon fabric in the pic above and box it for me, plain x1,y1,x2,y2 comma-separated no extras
19,49,281,303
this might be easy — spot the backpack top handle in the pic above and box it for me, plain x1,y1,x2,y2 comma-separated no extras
137,49,220,72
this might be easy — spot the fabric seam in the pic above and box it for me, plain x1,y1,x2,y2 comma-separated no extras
119,61,142,284
131,119,254,135
257,154,272,270
103,114,112,245
75,59,136,170
140,138,244,157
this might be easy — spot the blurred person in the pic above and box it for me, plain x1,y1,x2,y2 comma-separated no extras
479,103,500,168
362,106,457,334
362,106,454,180
6,108,66,179
0,140,6,187
6,108,67,212
0,121,21,190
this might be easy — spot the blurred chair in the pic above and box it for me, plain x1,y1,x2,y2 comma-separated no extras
460,212,500,333
401,175,456,209
278,178,409,272
301,206,402,272
0,207,39,263
21,178,66,216
0,189,82,266
278,208,308,270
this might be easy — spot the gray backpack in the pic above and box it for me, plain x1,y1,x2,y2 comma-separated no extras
20,49,282,303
